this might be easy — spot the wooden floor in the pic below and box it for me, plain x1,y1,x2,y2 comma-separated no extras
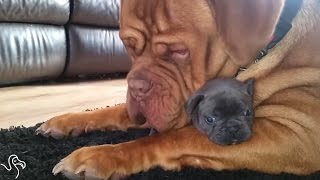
0,79,128,129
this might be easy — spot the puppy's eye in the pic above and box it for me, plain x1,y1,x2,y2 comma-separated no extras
244,110,251,116
205,116,216,124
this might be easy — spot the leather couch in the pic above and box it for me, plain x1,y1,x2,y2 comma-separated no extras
0,0,130,86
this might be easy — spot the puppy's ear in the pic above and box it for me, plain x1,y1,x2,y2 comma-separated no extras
244,78,255,96
185,94,204,122
211,0,285,66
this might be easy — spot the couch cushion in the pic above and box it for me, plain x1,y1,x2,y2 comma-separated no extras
71,0,119,27
0,0,70,25
0,23,66,85
66,25,130,76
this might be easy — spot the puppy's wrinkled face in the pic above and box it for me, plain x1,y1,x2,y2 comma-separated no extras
185,78,254,145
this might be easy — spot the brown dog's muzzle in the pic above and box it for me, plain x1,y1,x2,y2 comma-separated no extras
127,68,162,130
128,78,152,101
126,61,188,132
127,72,152,125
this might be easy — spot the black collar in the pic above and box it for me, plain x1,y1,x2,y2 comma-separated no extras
256,0,303,60
238,0,302,73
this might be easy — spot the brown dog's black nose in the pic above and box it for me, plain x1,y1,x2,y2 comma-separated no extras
128,79,152,97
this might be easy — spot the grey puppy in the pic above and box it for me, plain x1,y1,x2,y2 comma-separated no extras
185,78,254,145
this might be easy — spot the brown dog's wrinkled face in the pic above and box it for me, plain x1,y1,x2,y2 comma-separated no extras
120,0,221,132
119,0,284,132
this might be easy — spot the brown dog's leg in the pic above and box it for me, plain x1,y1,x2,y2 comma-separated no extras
36,104,144,139
52,116,320,180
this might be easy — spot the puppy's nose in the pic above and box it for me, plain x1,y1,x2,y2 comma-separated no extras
128,79,152,96
226,121,241,133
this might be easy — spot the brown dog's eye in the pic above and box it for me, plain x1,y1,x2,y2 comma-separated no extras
155,43,190,63
168,44,190,62
171,49,190,61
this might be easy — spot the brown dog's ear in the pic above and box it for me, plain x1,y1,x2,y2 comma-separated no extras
211,0,285,66
185,94,204,122
244,78,255,96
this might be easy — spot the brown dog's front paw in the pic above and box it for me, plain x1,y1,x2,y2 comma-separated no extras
52,145,128,180
35,113,90,139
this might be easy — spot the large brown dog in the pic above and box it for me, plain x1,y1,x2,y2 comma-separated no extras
36,0,320,179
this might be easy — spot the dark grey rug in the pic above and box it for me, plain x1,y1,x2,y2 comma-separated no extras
0,124,319,180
